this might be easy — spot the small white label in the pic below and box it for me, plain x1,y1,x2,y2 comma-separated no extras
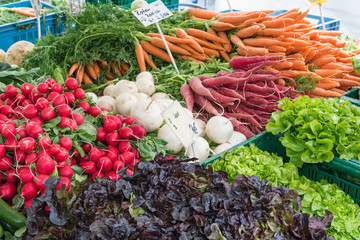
132,0,173,27
161,101,202,148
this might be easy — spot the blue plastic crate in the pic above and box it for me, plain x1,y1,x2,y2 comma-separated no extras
220,9,340,31
86,0,179,11
0,0,66,51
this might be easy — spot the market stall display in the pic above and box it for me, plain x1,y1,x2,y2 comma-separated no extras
0,0,360,239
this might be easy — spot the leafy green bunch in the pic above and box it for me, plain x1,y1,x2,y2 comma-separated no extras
266,96,360,167
209,144,360,239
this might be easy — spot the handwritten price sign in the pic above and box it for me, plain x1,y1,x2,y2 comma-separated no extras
132,0,173,27
308,0,327,5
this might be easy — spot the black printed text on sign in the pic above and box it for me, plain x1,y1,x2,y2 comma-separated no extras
132,0,173,27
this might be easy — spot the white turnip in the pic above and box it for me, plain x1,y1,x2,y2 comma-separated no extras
157,124,183,154
227,131,247,146
185,137,209,162
213,143,232,155
206,116,233,144
194,119,206,137
103,85,115,96
113,80,138,98
136,77,155,96
151,92,170,101
130,99,163,132
115,92,138,116
97,96,115,113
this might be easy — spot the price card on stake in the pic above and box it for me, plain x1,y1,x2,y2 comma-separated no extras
161,101,202,149
132,0,179,74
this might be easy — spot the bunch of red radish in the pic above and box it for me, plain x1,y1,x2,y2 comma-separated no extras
0,78,146,209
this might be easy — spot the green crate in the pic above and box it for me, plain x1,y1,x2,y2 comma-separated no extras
203,131,360,204
86,0,179,10
342,87,360,104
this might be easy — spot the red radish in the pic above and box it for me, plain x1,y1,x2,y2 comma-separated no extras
129,159,140,169
0,144,5,158
0,93,6,101
82,161,96,174
96,127,107,142
68,119,77,130
19,167,35,183
37,149,52,161
64,92,75,105
59,137,72,150
130,147,140,159
106,132,120,147
45,78,56,87
26,122,42,138
88,107,100,117
5,138,18,151
51,83,63,93
0,114,7,121
0,156,12,171
118,127,133,139
91,170,104,181
4,85,18,98
28,91,42,104
124,116,135,125
0,172,3,184
52,94,65,107
0,182,17,200
25,152,37,165
9,115,17,120
56,160,67,168
180,84,194,112
6,169,19,183
25,199,33,209
72,113,84,125
81,143,91,153
106,152,117,162
30,116,44,126
15,94,26,104
112,160,124,172
130,125,146,139
34,174,49,191
57,104,72,117
189,77,214,99
36,157,55,175
70,159,76,166
118,140,131,153
39,136,51,149
0,105,12,115
78,101,90,112
1,124,16,138
58,166,73,179
100,149,107,156
119,152,134,166
40,107,55,121
21,182,39,201
56,177,71,191
78,154,89,163
46,92,60,102
14,150,26,163
100,108,110,112
117,114,124,123
89,148,101,162
4,98,14,107
65,78,78,90
107,115,122,128
58,117,70,128
107,146,119,155
37,83,49,93
74,88,85,99
72,150,81,159
104,119,117,132
54,147,69,162
126,168,133,176
19,137,36,152
105,171,119,181
21,83,34,96
6,121,16,128
49,144,60,155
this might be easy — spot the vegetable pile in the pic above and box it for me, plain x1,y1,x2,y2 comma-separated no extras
209,144,360,239
24,154,334,240
181,55,300,138
266,96,360,166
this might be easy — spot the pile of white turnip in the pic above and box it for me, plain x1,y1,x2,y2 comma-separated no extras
92,72,248,161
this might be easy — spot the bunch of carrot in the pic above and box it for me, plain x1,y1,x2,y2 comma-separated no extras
184,8,360,98
180,55,300,138
66,60,129,86
11,7,49,17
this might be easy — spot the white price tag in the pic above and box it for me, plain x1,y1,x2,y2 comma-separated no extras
161,101,202,149
132,0,173,27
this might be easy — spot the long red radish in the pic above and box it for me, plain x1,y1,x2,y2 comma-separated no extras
180,84,194,112
194,94,221,116
207,88,238,103
189,77,214,100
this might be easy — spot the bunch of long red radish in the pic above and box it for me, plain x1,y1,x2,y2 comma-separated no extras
66,59,130,86
181,55,301,138
0,78,146,210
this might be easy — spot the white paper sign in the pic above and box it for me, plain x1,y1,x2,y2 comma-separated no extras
161,101,202,148
132,0,173,27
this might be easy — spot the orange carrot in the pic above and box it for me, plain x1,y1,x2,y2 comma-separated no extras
85,64,97,80
309,87,342,97
146,33,192,44
237,14,266,29
321,62,354,71
230,35,247,52
99,60,108,69
282,32,302,38
339,79,360,88
182,56,202,63
315,69,345,78
207,28,231,62
277,78,286,86
237,25,262,38
175,28,204,54
202,47,219,57
289,60,307,71
318,35,346,48
143,50,157,68
193,54,212,62
110,61,122,76
329,88,345,94
186,28,228,44
345,74,360,82
187,8,218,20
274,61,293,70
262,18,295,28
93,61,101,77
274,8,299,19
189,36,225,51
76,66,84,87
120,61,129,72
315,80,340,90
294,9,310,22
106,71,114,80
304,49,319,63
12,8,35,17
135,44,146,72
68,62,79,77
311,55,336,67
150,37,191,55
242,45,268,56
217,11,262,24
177,44,201,55
140,40,172,63
257,28,286,36
337,57,352,63
311,30,343,37
211,21,236,31
83,73,93,84
217,32,232,53
65,71,69,79
278,11,302,20
243,37,280,47
189,16,208,21
267,45,287,53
